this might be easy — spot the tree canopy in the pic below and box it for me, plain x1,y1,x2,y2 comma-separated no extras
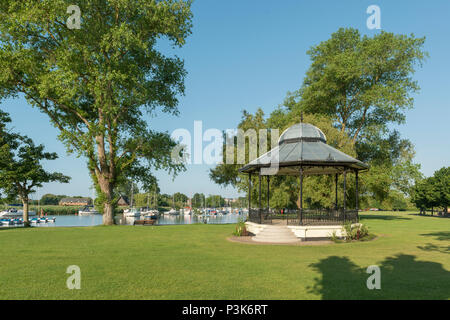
412,167,449,213
0,1,193,224
0,110,70,223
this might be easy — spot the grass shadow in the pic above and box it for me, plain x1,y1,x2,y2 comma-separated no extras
409,214,450,219
420,231,450,241
308,254,450,299
359,214,412,221
417,243,450,254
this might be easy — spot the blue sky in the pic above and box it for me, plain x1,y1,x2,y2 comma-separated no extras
1,0,449,200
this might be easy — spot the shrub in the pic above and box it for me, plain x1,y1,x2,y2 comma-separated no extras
343,222,370,241
233,218,249,236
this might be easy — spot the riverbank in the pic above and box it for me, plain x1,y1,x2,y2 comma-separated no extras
0,211,448,299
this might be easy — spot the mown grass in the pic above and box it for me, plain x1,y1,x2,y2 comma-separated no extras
0,211,448,300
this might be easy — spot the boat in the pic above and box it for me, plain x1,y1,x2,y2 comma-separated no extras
0,208,36,217
1,219,14,226
167,208,179,215
47,217,56,223
123,207,141,217
181,207,192,216
142,208,158,219
38,217,48,223
30,218,40,224
78,206,100,215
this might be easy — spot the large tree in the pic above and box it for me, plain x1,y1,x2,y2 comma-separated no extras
287,28,427,146
412,167,450,214
0,110,70,224
0,1,192,224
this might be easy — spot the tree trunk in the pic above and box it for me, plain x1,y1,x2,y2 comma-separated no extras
103,202,114,225
22,198,30,227
99,178,115,225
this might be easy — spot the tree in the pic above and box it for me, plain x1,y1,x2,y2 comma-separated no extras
412,167,450,214
0,1,192,224
0,110,70,224
411,177,439,213
173,192,188,208
192,193,205,208
433,167,450,213
40,193,68,205
210,28,425,209
206,195,224,208
289,28,427,146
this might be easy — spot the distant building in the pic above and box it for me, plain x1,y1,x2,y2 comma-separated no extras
59,197,92,206
117,195,129,206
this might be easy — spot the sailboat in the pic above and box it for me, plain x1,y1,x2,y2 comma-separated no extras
141,192,159,219
167,194,179,215
123,184,140,217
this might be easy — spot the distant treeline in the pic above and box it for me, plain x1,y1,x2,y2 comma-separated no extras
1,194,92,206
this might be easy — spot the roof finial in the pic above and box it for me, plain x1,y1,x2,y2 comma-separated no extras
301,111,303,123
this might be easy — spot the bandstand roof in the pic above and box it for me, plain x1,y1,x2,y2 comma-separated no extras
239,123,369,176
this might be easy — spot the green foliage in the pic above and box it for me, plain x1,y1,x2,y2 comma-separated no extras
40,194,68,205
295,28,427,144
192,193,206,208
206,195,225,208
209,28,425,210
232,217,248,236
0,0,193,224
0,110,70,221
411,167,449,212
343,223,370,242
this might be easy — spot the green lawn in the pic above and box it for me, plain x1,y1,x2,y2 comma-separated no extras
0,211,449,299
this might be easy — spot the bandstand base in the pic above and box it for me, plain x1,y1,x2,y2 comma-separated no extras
245,221,362,242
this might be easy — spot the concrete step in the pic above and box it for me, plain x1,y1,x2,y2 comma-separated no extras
252,225,299,243
253,236,299,243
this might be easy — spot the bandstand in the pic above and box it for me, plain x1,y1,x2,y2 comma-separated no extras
239,120,369,241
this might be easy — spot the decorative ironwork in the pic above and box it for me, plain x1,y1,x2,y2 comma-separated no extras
248,208,358,226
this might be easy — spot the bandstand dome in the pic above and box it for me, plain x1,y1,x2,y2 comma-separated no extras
239,122,369,176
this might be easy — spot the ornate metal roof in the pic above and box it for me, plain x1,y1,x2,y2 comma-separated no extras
239,122,369,175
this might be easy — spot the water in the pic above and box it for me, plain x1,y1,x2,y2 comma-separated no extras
118,213,246,226
1,213,246,228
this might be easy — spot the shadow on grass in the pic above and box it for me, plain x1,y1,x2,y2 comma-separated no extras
359,214,412,221
408,213,450,219
420,231,450,241
308,254,450,299
417,243,450,254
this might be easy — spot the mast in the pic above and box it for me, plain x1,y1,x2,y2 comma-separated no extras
130,183,134,207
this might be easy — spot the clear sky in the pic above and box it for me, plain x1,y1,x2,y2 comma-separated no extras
1,0,449,200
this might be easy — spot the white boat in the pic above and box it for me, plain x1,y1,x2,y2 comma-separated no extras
181,208,192,216
0,208,36,217
167,208,179,215
78,206,100,215
123,207,141,217
1,219,13,226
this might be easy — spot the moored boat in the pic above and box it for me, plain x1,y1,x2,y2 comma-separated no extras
123,207,141,217
0,208,36,217
78,206,100,215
